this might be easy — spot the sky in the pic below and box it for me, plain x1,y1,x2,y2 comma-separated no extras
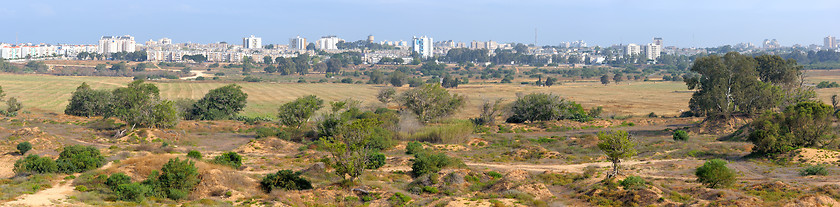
0,0,838,48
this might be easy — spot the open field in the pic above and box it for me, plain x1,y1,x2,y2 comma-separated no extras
1,73,692,118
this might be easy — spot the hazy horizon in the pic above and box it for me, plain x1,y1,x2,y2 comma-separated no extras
1,0,838,48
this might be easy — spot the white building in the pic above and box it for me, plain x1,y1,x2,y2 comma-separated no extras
644,43,661,60
625,44,641,56
826,36,836,49
98,35,136,53
243,35,262,49
653,37,663,47
412,36,433,58
290,36,307,50
315,36,342,50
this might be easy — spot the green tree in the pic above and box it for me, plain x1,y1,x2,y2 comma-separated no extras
188,84,248,120
545,76,557,87
389,71,407,87
377,87,396,104
16,142,32,155
748,101,836,155
613,73,623,84
320,118,383,183
695,159,736,188
397,84,465,123
5,97,21,116
65,82,112,117
108,80,178,128
597,130,636,177
151,158,200,200
277,95,324,128
600,74,610,85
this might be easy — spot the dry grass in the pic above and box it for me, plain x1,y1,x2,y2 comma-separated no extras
9,69,838,119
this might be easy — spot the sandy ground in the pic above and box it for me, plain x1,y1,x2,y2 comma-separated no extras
3,181,74,206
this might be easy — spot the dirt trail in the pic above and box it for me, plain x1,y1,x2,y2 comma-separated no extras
4,162,113,206
464,159,686,173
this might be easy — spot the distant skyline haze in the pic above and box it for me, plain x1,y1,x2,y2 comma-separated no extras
0,0,837,48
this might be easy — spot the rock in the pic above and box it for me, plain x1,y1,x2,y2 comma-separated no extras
444,171,466,184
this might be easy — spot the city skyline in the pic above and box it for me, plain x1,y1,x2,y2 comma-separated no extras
0,0,838,48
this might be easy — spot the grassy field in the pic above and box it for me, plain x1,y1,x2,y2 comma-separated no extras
5,69,838,118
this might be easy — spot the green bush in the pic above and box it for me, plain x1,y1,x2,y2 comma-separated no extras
800,165,829,176
212,152,243,169
148,158,200,200
13,155,58,174
255,127,281,138
507,93,590,123
620,176,647,190
672,130,689,141
406,141,423,155
487,171,503,179
748,102,835,155
186,150,202,159
365,152,386,169
106,173,132,191
389,192,412,206
695,159,736,188
259,170,313,192
16,141,32,155
115,183,148,202
56,145,106,173
411,152,461,176
422,186,439,194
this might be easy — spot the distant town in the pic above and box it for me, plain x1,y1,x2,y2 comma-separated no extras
0,34,838,66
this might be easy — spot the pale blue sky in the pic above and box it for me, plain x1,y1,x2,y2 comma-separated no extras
0,0,838,47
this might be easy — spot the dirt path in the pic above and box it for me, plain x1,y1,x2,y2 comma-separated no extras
4,180,75,206
464,159,686,173
4,162,113,206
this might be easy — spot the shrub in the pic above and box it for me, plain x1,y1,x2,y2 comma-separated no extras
212,152,243,169
255,127,281,138
405,141,424,155
748,102,836,155
422,186,439,194
56,145,106,173
507,93,589,123
487,171,503,179
13,155,58,174
365,152,386,169
389,192,412,206
151,158,200,200
672,130,689,141
115,183,148,202
259,170,312,192
186,150,202,159
106,173,132,191
620,176,647,190
800,165,829,176
411,152,461,176
16,142,32,155
695,159,736,188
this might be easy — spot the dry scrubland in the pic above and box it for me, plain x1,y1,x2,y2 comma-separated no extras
2,70,840,206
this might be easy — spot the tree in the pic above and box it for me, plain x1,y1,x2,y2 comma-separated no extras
5,97,22,116
56,145,106,173
377,87,396,104
397,84,465,123
320,118,383,183
368,70,386,84
95,64,107,71
471,99,502,126
133,63,147,72
441,75,459,88
263,56,273,64
188,84,248,120
613,73,623,84
65,82,112,117
17,142,32,155
389,71,407,87
600,74,610,85
695,159,736,188
108,80,178,128
277,95,324,128
597,130,636,177
152,158,200,199
685,52,807,119
748,101,836,155
182,54,207,63
545,76,557,87
260,170,312,192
